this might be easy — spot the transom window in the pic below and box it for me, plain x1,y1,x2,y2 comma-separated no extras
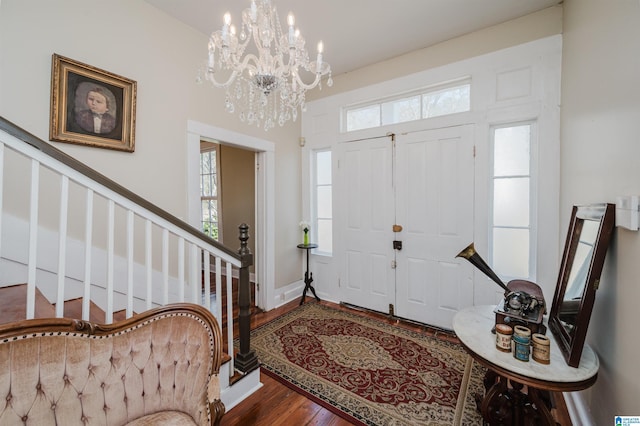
345,80,471,132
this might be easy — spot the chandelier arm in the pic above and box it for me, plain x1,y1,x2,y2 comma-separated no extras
206,68,241,88
291,72,322,91
235,52,260,75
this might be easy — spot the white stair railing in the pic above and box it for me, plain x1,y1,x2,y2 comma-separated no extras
0,117,257,377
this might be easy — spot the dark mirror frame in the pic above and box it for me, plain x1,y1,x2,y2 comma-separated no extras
549,203,615,367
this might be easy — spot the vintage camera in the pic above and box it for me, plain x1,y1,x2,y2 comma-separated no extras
456,243,546,334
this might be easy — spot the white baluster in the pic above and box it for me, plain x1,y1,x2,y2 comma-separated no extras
178,237,185,302
162,229,169,305
106,200,115,323
145,219,153,310
226,262,234,375
126,210,134,318
215,257,222,321
26,159,40,320
204,250,211,311
83,189,93,321
191,243,199,304
55,176,69,318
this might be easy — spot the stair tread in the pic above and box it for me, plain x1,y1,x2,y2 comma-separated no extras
0,285,131,324
0,284,55,324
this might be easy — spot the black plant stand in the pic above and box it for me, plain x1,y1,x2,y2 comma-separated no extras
297,243,320,305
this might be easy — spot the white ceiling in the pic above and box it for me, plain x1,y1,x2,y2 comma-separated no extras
145,0,560,76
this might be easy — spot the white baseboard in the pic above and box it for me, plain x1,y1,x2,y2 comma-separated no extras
270,279,305,308
564,391,595,425
220,368,262,411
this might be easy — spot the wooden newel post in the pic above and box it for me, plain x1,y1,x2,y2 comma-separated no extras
235,223,258,373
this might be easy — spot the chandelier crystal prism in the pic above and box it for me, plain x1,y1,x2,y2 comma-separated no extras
201,0,332,131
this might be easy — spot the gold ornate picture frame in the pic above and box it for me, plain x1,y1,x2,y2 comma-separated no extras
50,54,136,152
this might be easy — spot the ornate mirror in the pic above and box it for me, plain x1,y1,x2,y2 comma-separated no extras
549,203,615,367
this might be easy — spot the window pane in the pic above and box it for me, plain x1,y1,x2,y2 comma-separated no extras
493,228,529,278
201,153,209,174
493,177,530,227
423,84,470,119
201,199,218,240
346,105,380,131
200,147,219,241
317,186,332,218
317,219,332,253
381,96,420,125
316,151,332,185
494,125,530,176
210,173,217,197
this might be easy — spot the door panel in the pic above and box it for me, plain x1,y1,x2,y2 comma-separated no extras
337,126,474,329
395,126,475,329
339,137,394,313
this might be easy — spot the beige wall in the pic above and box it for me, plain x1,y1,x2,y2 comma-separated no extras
561,0,640,421
308,6,563,101
219,144,255,259
3,0,634,417
0,0,301,289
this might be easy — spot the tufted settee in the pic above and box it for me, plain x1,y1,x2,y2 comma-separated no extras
0,303,225,425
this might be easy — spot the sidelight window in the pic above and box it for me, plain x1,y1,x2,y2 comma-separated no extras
491,123,535,280
313,149,332,254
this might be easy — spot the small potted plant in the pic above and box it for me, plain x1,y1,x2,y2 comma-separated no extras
299,220,310,245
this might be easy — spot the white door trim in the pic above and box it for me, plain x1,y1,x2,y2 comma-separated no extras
186,120,275,310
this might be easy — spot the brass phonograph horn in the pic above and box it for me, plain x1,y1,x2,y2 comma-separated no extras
456,242,546,333
456,243,510,294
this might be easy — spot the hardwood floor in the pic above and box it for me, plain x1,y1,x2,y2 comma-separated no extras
221,297,573,426
0,284,571,425
221,298,359,426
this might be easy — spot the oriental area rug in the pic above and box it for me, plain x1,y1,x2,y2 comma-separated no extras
249,302,486,425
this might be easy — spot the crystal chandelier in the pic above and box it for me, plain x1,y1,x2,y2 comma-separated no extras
201,0,332,131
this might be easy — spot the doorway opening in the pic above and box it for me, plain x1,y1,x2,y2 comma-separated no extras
187,120,275,310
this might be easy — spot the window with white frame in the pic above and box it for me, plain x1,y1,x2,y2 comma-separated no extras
200,143,221,240
345,80,471,132
313,149,332,254
491,123,535,281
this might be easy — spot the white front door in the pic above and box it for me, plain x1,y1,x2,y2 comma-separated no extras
394,126,475,329
338,126,475,329
338,136,395,313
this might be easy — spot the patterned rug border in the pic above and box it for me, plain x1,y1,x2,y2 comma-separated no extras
260,365,369,426
245,302,485,425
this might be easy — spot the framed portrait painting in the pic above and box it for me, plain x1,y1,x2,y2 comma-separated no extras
50,54,137,152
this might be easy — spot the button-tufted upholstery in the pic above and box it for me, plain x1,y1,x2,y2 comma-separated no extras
0,303,225,426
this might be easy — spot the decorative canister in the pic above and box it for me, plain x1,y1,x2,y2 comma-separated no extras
532,333,551,364
512,325,531,362
495,324,513,352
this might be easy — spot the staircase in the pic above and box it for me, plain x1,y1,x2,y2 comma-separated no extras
0,117,261,411
0,283,128,323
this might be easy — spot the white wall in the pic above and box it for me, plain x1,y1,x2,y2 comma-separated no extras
561,0,640,421
0,0,302,291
